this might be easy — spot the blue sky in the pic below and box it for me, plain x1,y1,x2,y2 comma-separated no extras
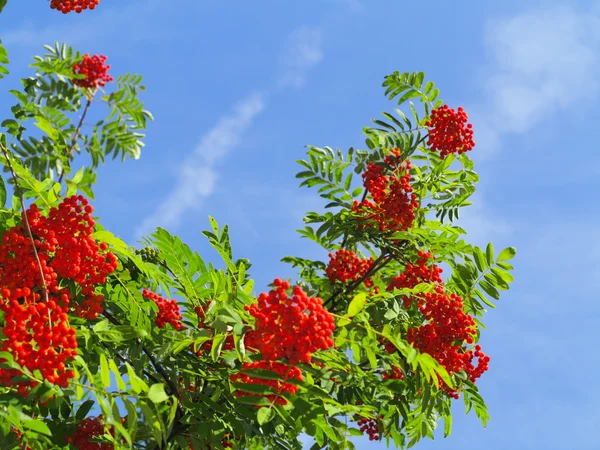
1,1,600,449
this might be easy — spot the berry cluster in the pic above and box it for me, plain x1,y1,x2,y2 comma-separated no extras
192,305,235,355
231,360,303,406
244,279,335,364
413,290,487,394
352,149,418,233
386,251,489,396
234,279,335,404
426,105,475,158
325,249,374,286
135,246,162,265
142,289,185,331
29,197,118,319
386,250,443,308
355,416,381,441
0,196,116,393
65,416,111,449
50,0,99,13
72,54,113,89
382,365,404,381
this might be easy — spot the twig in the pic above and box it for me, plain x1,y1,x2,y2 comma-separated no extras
326,252,392,313
58,96,92,183
102,310,180,397
0,142,49,304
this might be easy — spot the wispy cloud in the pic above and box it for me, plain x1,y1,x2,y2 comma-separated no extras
134,93,265,237
277,26,323,89
474,5,600,154
458,5,600,241
136,26,324,238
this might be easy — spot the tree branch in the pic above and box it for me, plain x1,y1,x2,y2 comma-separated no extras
0,142,49,304
58,96,92,183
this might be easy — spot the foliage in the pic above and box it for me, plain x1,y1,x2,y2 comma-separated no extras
0,18,516,450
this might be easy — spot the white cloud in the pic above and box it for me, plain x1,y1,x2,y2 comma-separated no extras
475,5,600,151
134,93,265,237
136,26,324,238
459,5,600,240
277,27,324,89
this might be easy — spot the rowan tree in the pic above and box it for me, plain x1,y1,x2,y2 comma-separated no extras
0,2,516,449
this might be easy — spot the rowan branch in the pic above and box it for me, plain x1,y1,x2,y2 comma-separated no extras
58,96,93,183
0,141,49,304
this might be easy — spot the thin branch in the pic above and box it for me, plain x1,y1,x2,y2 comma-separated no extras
326,252,392,313
58,96,93,183
0,142,49,304
101,310,180,398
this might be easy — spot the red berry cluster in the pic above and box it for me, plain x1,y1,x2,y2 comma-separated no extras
382,365,404,381
355,416,381,441
234,279,335,405
386,251,489,396
386,250,443,308
65,416,113,449
406,286,489,397
50,0,99,13
325,249,374,286
191,305,235,355
72,54,113,89
0,196,116,393
426,105,475,158
29,196,118,319
352,149,418,233
142,289,185,331
244,279,335,364
230,360,303,406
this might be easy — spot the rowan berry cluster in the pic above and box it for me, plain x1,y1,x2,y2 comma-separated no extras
386,250,443,308
234,279,335,404
230,360,303,405
72,54,113,89
406,285,491,396
0,196,116,393
191,305,235,355
65,416,111,449
325,249,374,286
142,289,185,331
50,0,99,13
244,279,335,364
382,365,404,381
356,416,381,441
386,251,489,396
426,105,475,158
352,149,418,233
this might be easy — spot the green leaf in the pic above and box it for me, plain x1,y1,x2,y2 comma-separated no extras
443,413,452,437
99,354,111,389
23,419,51,436
0,1,7,15
76,400,95,421
34,116,59,142
497,247,516,261
491,267,514,283
479,280,500,300
347,292,367,317
485,243,494,266
472,247,488,272
257,407,275,426
148,383,169,403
